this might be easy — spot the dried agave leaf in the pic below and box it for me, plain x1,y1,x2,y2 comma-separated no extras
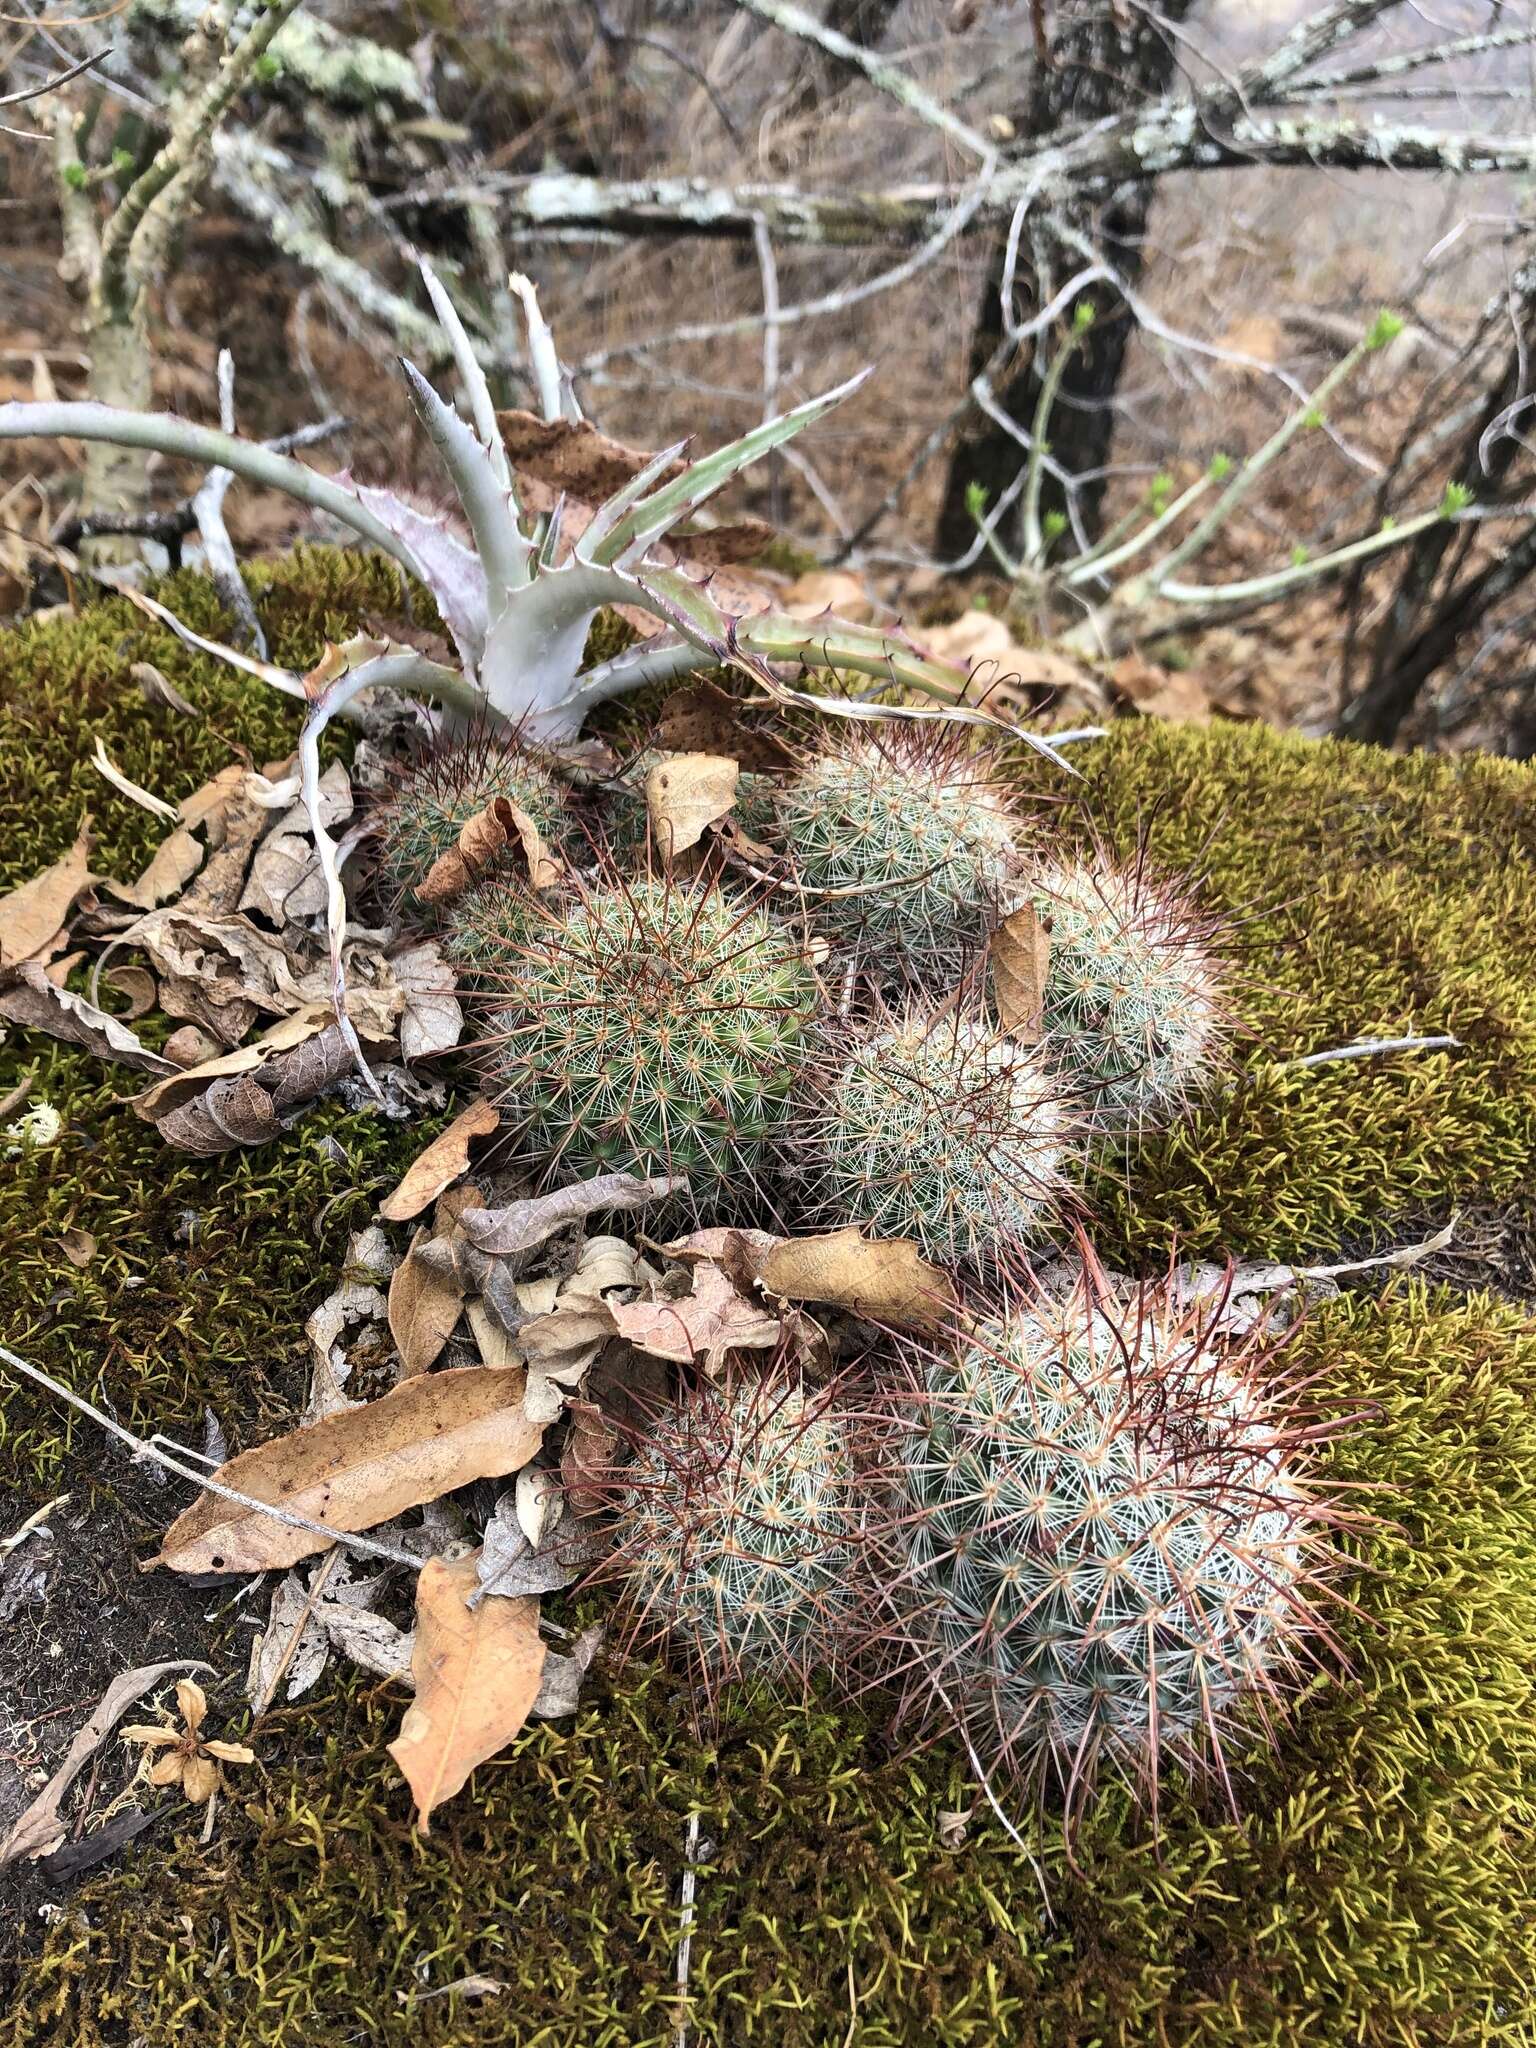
381,1100,501,1223
0,815,93,967
0,961,175,1075
611,1261,780,1375
388,1226,467,1376
644,752,739,863
991,902,1050,1041
387,1551,545,1831
150,1366,543,1575
460,1172,685,1259
756,1227,958,1331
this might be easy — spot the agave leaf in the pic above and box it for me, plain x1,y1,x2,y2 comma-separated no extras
400,360,531,609
354,487,489,677
589,371,871,569
417,259,513,496
574,440,689,565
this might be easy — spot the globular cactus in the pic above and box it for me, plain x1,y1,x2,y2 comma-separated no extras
482,876,815,1200
797,1013,1079,1265
756,730,1024,985
1025,849,1230,1129
443,877,545,979
602,1373,864,1700
373,732,568,915
884,1274,1335,1816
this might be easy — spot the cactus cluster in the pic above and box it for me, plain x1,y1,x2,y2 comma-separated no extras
757,730,1025,985
372,731,568,914
1024,849,1229,1128
482,877,814,1200
605,1374,864,1697
798,1014,1078,1265
883,1280,1329,1808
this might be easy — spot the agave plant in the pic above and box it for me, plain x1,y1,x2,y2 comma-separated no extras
0,260,1021,753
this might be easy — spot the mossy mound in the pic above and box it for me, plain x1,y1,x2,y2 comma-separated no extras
2,553,1535,2044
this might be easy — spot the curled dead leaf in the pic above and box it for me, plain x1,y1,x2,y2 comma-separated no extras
0,962,175,1075
416,796,560,908
149,1366,543,1575
611,1262,780,1375
387,1550,546,1831
656,681,797,772
460,1172,686,1260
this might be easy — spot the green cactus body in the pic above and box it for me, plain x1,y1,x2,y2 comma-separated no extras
611,1376,860,1694
1028,852,1228,1128
443,879,544,979
374,734,567,915
763,732,1022,984
801,1016,1078,1263
893,1288,1323,1807
483,879,815,1199
600,750,771,872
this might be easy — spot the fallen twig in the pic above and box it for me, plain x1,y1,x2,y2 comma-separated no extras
1279,1032,1461,1072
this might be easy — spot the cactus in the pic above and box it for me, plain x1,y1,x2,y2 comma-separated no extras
798,1013,1078,1264
482,876,815,1200
373,732,568,915
885,1275,1334,1814
760,730,1024,985
603,1373,863,1698
1025,849,1229,1128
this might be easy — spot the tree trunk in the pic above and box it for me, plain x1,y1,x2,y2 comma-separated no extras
77,296,155,567
934,0,1196,560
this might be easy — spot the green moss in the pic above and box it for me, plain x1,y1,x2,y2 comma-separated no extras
8,1289,1536,2045
4,555,1536,2043
1029,721,1536,1259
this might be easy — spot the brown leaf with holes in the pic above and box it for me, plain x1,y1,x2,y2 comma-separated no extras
991,903,1051,1041
757,1227,958,1330
416,796,560,907
645,753,739,863
387,1550,545,1831
0,815,94,967
149,1367,543,1574
611,1262,780,1375
389,1227,468,1374
381,1100,501,1223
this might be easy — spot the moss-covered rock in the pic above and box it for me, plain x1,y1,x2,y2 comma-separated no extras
2,554,1535,2045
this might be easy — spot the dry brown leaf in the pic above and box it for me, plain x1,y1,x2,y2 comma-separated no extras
460,1172,685,1259
102,964,157,1020
100,826,204,912
611,1262,781,1375
757,1227,958,1330
923,615,1103,712
416,796,560,908
150,1367,543,1575
1110,652,1213,726
645,752,739,863
0,962,175,1075
380,1100,501,1223
656,681,797,772
42,948,85,987
131,660,198,716
0,1659,212,1866
133,1003,333,1120
388,1227,468,1375
387,1550,546,1831
239,762,353,924
163,1024,221,1067
50,1227,96,1267
991,902,1051,1041
0,815,94,967
560,1400,619,1518
497,411,689,503
781,570,874,623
